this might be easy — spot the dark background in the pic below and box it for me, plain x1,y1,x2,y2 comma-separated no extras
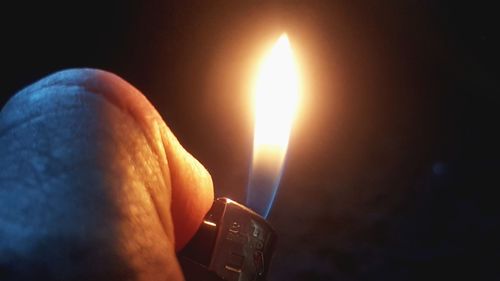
1,1,499,280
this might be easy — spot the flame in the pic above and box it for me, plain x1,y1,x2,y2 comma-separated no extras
253,34,299,151
247,34,299,217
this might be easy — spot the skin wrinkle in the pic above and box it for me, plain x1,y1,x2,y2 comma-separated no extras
114,111,173,257
0,110,84,177
1,106,126,272
11,71,167,167
2,96,127,211
1,101,116,188
65,71,175,246
109,109,173,280
0,84,96,136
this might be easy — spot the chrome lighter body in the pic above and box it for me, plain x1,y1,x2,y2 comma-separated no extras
179,198,277,281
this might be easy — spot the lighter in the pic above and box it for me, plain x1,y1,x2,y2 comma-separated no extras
178,198,277,281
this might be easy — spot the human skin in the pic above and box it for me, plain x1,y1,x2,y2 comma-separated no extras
0,69,214,280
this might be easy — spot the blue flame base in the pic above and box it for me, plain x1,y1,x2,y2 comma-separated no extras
246,165,283,218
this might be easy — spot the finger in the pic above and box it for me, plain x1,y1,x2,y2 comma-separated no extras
1,69,183,280
4,68,214,250
57,69,215,250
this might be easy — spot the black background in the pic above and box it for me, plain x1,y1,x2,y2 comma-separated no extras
1,1,499,280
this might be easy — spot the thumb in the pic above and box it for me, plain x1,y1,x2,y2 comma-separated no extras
71,69,215,251
10,68,215,251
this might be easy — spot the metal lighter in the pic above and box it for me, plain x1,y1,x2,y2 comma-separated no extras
178,198,277,281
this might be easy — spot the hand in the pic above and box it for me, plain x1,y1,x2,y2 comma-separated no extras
0,69,214,280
